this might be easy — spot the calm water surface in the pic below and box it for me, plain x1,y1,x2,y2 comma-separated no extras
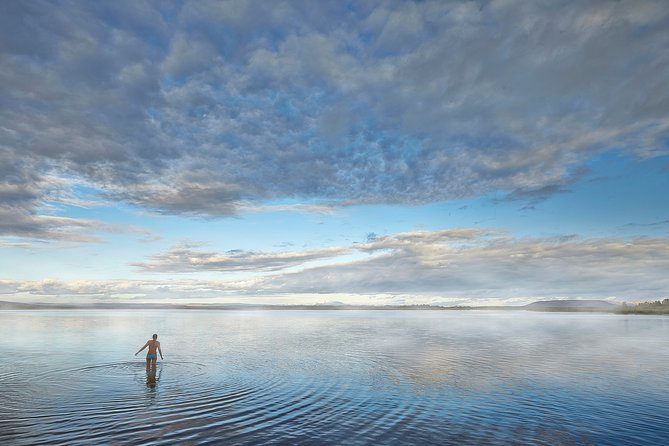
0,310,667,445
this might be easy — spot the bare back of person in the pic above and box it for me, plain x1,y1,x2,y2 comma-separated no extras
135,334,163,372
147,339,159,355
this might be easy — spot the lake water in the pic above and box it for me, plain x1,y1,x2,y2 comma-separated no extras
0,310,667,445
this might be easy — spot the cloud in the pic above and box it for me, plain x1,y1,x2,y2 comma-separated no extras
133,244,352,273
236,201,340,215
0,147,157,242
1,0,668,233
124,228,669,301
254,231,669,299
133,228,493,273
2,228,668,303
0,277,265,302
0,175,155,244
621,220,669,229
0,155,103,241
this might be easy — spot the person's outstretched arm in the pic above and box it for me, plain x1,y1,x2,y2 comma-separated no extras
158,342,163,360
135,341,148,356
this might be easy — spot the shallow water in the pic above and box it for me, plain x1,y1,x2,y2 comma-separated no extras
0,310,667,445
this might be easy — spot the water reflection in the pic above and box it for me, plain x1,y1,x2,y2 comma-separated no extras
0,310,668,445
146,365,161,389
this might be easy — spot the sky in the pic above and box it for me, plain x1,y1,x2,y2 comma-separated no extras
1,0,668,306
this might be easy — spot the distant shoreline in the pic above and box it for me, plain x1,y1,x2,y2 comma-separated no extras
0,300,516,311
1,299,667,314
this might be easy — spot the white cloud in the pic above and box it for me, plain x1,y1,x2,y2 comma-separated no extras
238,230,669,300
2,228,661,303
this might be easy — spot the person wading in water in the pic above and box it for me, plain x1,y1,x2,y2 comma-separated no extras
135,334,163,373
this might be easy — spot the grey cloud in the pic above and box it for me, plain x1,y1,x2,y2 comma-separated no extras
162,32,219,79
1,0,668,229
134,244,352,273
0,213,99,242
0,150,98,241
0,148,155,242
621,220,669,228
109,178,247,216
0,207,156,243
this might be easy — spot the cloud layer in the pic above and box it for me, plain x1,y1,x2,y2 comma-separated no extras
134,243,351,273
4,229,667,303
262,230,669,299
2,0,669,239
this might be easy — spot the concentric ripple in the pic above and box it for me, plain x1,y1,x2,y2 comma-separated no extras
0,352,435,445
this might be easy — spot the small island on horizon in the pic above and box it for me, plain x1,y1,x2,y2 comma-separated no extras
2,299,668,314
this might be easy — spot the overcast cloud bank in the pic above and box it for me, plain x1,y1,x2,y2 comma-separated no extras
2,0,668,238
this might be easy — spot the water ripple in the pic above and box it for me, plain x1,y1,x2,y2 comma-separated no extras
1,311,669,445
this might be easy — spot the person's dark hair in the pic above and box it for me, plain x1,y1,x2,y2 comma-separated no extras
152,334,158,339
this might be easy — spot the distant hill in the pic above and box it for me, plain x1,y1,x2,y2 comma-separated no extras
315,301,346,306
0,299,622,312
524,300,619,310
0,300,41,309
